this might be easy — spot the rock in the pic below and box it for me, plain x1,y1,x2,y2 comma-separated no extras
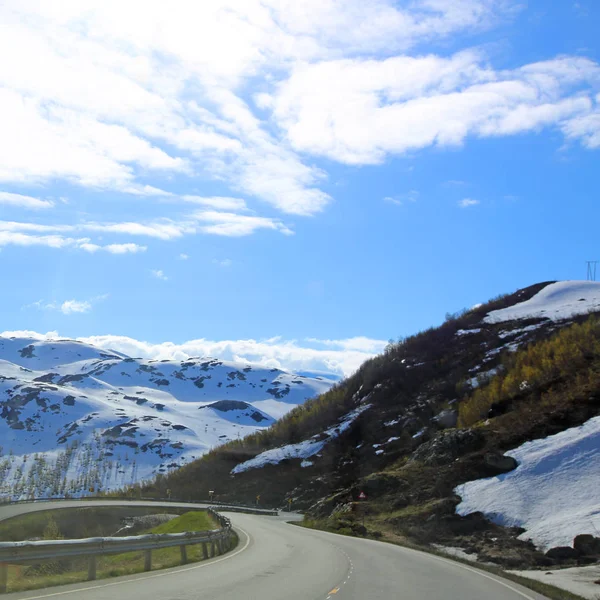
362,473,408,496
434,409,458,429
545,546,579,560
411,429,485,466
574,534,600,556
483,453,518,474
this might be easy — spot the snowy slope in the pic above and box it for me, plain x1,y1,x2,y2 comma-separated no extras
0,336,333,499
455,416,600,550
485,281,600,324
231,403,372,474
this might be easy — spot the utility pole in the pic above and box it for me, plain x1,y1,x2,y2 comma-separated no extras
587,261,599,281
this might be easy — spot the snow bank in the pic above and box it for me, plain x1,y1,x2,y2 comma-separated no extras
485,281,600,324
231,404,371,474
455,416,600,550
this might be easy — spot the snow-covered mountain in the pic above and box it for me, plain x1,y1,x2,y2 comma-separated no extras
0,336,334,499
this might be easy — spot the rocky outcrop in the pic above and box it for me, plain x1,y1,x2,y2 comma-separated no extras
483,453,518,475
433,409,458,429
411,429,485,466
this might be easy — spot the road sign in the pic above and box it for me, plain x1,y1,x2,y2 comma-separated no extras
358,491,367,500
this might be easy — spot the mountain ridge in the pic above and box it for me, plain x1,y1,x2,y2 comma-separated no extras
0,337,333,499
138,280,600,568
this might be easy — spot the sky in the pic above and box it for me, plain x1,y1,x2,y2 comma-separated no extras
1,0,599,377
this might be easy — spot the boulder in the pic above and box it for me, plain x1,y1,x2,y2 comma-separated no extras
411,429,485,466
483,453,518,474
434,409,458,429
573,534,600,556
545,546,579,560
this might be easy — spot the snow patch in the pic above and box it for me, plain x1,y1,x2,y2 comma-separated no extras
231,404,372,474
455,416,600,550
485,281,600,324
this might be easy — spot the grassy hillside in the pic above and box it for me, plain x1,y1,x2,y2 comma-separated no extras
133,282,557,500
117,281,600,566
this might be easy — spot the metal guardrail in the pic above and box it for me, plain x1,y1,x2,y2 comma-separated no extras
0,496,279,514
0,507,234,593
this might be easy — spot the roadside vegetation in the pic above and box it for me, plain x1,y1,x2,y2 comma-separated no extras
458,315,600,427
1,509,231,594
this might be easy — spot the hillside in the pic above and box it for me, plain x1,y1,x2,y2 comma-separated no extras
0,337,333,499
141,280,600,567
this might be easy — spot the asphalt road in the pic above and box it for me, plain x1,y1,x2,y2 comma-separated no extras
0,500,549,600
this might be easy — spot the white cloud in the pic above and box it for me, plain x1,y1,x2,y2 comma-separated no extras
0,0,597,228
182,196,248,211
179,253,189,260
213,258,233,267
151,269,168,281
269,54,600,164
0,228,147,253
60,300,92,315
1,331,385,377
193,211,294,237
105,243,147,254
458,198,480,208
384,197,403,206
0,231,86,249
0,210,293,250
79,242,147,254
305,336,388,353
384,190,419,205
0,191,54,209
0,0,532,218
23,294,108,315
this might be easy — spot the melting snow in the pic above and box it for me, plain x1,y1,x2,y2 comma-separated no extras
455,416,600,550
231,404,372,474
485,281,600,324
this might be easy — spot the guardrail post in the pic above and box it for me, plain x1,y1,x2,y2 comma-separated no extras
216,539,223,555
180,545,187,565
0,562,7,594
210,541,216,557
144,550,152,571
87,556,97,581
202,542,209,560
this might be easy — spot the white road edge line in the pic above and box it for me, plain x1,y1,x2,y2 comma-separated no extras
295,524,538,600
424,552,538,600
13,525,252,600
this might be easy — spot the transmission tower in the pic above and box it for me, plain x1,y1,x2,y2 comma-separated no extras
586,261,599,281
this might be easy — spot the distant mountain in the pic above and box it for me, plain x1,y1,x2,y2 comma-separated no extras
0,336,333,499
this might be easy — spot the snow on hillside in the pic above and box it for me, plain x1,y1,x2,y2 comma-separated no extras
0,336,333,499
485,281,600,324
455,416,600,550
232,403,372,474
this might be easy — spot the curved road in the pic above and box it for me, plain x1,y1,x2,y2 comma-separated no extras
0,501,548,600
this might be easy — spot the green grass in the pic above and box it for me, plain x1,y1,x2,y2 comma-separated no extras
0,506,188,542
149,511,216,533
2,511,236,594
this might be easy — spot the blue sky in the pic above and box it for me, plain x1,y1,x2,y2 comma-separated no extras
1,0,599,376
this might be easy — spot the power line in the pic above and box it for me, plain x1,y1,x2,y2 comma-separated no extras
586,261,599,281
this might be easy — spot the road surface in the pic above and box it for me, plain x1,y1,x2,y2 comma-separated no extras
0,500,548,600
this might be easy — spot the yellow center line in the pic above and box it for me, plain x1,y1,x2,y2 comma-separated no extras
329,587,340,594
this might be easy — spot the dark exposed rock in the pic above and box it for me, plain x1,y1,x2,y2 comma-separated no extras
483,453,518,475
434,409,458,429
411,429,485,466
19,345,35,358
574,534,600,556
546,546,579,560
